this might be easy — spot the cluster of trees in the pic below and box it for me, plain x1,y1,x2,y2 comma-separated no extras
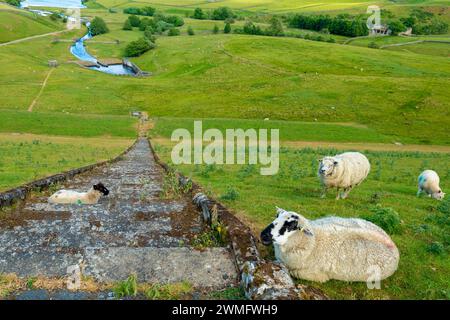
123,6,155,17
400,8,448,35
89,17,109,36
123,13,184,35
234,17,284,37
5,0,21,6
287,14,368,37
124,37,155,57
191,7,236,21
287,8,447,37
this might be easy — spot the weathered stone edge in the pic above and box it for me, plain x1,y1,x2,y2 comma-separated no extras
147,138,325,300
0,139,138,209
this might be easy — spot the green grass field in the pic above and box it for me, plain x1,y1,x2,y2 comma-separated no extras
0,0,449,300
150,120,450,299
0,4,62,43
0,133,133,191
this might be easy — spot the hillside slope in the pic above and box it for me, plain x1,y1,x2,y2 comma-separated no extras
0,3,61,43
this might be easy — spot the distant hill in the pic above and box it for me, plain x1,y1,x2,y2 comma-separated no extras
0,2,61,43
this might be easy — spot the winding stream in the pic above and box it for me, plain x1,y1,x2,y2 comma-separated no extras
22,0,134,75
70,31,135,75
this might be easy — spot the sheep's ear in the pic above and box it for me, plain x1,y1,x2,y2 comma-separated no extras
275,207,285,216
300,226,313,236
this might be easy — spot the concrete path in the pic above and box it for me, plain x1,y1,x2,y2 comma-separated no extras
0,138,237,291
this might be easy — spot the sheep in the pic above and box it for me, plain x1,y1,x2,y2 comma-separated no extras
417,170,445,200
318,152,370,199
48,183,109,204
260,207,399,283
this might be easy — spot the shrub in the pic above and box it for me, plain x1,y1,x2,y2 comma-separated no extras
187,26,195,36
213,24,219,34
220,186,239,201
113,274,138,299
139,18,152,31
266,16,284,36
6,0,21,7
361,205,402,235
192,8,206,20
155,20,173,34
122,19,132,31
89,17,109,36
123,6,155,17
427,242,445,255
144,26,156,40
124,37,155,57
437,197,450,215
224,22,231,34
212,7,235,20
49,12,60,21
168,28,180,36
128,15,141,28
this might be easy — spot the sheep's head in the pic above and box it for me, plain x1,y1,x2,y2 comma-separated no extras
260,207,313,246
93,182,109,196
318,157,339,177
432,189,445,200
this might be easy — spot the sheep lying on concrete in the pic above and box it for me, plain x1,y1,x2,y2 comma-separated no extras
417,170,445,200
260,207,399,283
318,152,370,199
48,183,109,204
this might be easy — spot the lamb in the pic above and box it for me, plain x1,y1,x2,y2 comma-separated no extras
260,207,399,283
417,170,445,200
48,183,110,204
318,151,370,199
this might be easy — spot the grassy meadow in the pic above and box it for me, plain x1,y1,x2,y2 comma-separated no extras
0,133,133,191
150,118,450,300
0,0,449,299
0,3,62,43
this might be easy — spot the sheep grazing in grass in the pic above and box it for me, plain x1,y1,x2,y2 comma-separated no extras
48,183,110,204
318,152,370,199
260,207,399,283
417,170,445,200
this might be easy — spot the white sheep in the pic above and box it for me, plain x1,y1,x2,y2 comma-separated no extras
48,183,109,204
261,207,399,283
417,170,445,200
318,152,370,199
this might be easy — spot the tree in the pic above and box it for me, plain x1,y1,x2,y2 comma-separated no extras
144,26,155,38
50,12,60,21
266,16,284,36
6,0,21,7
128,15,141,28
139,18,152,31
213,24,219,34
224,22,231,34
192,8,205,20
168,28,180,36
89,17,109,36
187,26,195,35
124,37,155,57
123,19,132,30
388,20,406,35
212,7,234,20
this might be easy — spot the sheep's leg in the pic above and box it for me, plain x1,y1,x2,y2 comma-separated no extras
336,188,341,200
341,186,353,199
321,186,328,198
416,187,422,197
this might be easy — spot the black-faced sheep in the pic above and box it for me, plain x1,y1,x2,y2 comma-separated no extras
417,170,445,200
260,207,399,283
318,152,370,199
48,183,109,204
